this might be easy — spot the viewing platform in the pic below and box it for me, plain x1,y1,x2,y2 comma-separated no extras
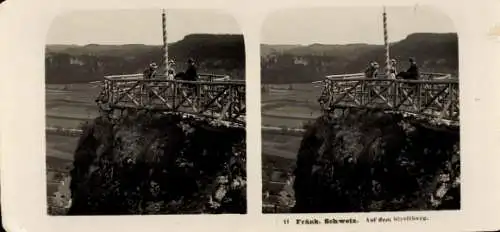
313,72,459,126
96,73,246,125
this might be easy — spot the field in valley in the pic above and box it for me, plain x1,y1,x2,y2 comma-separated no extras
261,83,322,161
45,84,101,214
261,83,322,128
261,83,323,212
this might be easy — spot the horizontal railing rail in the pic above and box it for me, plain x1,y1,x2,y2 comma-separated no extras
104,73,233,81
317,74,459,123
97,76,246,124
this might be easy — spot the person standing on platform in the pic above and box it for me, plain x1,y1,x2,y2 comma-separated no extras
184,58,199,96
406,57,419,80
142,62,158,101
397,57,419,80
364,61,380,78
143,62,158,79
388,59,397,79
167,69,175,80
166,59,176,80
185,58,198,81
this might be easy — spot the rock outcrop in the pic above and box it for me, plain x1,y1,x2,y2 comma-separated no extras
67,111,246,214
292,109,460,213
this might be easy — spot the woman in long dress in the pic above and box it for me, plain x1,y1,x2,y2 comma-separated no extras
166,59,176,80
388,59,397,79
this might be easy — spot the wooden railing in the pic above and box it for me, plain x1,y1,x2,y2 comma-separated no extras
316,73,459,123
96,74,245,124
103,73,230,81
319,72,453,80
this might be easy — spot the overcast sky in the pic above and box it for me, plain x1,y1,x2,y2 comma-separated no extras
46,6,456,45
46,9,242,45
261,6,456,45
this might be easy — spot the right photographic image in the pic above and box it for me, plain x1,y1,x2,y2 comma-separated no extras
260,6,460,213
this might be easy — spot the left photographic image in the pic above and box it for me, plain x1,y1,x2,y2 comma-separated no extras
45,9,246,215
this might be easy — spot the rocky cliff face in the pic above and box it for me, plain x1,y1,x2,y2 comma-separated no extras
67,112,246,214
292,110,460,213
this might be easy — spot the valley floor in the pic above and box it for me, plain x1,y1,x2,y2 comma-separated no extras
45,84,99,214
260,83,321,212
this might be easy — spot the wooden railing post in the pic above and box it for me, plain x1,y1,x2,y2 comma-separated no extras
367,80,372,104
102,79,108,103
360,79,365,106
417,81,422,112
110,80,115,105
197,81,201,110
172,80,177,110
392,79,397,109
448,83,454,120
108,80,112,103
107,80,111,104
140,80,144,107
325,80,331,110
229,85,235,119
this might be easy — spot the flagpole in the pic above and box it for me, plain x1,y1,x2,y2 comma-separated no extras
161,9,168,75
383,6,390,76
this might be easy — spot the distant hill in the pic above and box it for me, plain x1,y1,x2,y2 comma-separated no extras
260,44,302,57
45,34,245,84
261,33,458,84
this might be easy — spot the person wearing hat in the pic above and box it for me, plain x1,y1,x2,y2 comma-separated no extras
407,57,419,80
397,57,419,80
388,59,397,79
372,62,380,75
168,59,176,67
166,59,176,80
166,69,175,80
143,62,158,80
184,58,198,81
140,62,158,101
184,58,199,96
364,61,379,78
